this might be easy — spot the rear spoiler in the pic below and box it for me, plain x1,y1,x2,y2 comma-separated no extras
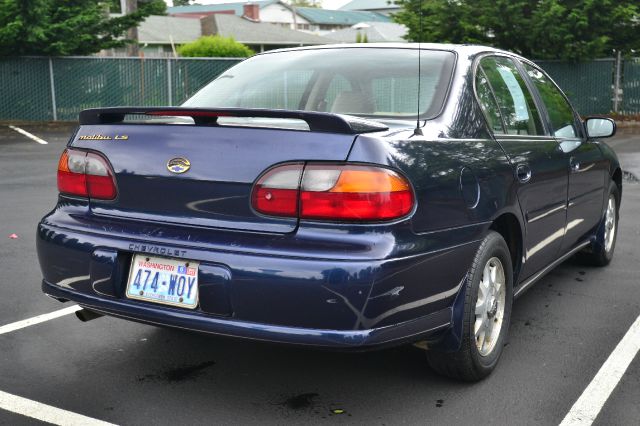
78,107,389,135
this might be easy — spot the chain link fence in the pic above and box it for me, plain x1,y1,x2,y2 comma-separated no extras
622,58,640,114
536,59,616,115
0,56,241,122
1,56,639,122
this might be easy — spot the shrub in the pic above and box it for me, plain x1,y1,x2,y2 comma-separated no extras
177,35,254,58
355,32,369,43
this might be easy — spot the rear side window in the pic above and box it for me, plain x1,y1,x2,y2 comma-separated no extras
523,63,578,138
477,57,544,136
476,69,504,133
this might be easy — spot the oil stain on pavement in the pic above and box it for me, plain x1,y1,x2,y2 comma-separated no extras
281,393,319,410
137,360,216,383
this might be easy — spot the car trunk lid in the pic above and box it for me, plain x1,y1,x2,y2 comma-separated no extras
70,108,387,234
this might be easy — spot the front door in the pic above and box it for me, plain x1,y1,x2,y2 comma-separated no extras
476,56,569,280
521,62,607,252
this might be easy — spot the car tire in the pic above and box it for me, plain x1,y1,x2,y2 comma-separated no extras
426,231,513,381
578,181,620,267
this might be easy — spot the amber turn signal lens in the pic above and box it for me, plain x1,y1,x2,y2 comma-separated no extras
330,169,411,193
252,163,414,222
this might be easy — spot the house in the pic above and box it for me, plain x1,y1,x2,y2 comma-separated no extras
98,15,202,56
101,5,333,57
324,21,407,43
167,1,391,34
137,15,202,56
169,1,312,31
340,0,402,16
293,7,391,33
201,12,333,52
168,0,278,19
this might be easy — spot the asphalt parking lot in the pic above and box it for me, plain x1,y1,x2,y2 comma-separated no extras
0,123,639,425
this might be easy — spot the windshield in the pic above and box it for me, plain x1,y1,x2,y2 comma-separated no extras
183,48,456,120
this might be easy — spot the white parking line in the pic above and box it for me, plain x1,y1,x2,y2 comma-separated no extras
560,315,640,425
0,305,81,336
0,304,114,424
8,125,49,145
0,390,116,426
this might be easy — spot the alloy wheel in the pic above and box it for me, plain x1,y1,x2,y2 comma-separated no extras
604,195,616,253
474,257,506,356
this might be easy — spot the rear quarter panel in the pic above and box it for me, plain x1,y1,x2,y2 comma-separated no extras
348,53,520,235
345,58,521,327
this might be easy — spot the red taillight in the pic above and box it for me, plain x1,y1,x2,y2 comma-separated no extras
252,163,414,222
85,152,117,199
57,149,117,200
301,165,414,220
146,110,233,118
251,164,303,217
57,149,88,197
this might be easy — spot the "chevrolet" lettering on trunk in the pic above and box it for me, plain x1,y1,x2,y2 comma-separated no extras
129,243,187,257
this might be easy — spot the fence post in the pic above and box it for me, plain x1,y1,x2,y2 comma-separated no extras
48,57,58,121
167,59,173,106
613,51,622,113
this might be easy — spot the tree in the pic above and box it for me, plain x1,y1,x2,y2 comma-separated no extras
0,0,166,56
172,0,191,6
287,0,321,7
177,35,254,58
107,0,165,14
393,0,640,60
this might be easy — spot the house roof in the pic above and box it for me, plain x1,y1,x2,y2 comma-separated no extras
208,14,332,45
340,0,401,11
294,7,391,25
168,2,392,26
323,22,407,43
138,15,202,44
168,1,278,15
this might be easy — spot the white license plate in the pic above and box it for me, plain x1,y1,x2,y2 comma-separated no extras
126,255,199,309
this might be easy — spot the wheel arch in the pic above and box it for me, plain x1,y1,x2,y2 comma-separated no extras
488,212,523,284
612,167,622,202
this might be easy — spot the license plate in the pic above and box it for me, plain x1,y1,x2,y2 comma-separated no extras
126,254,199,309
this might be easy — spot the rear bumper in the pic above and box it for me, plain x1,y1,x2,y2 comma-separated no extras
42,279,451,349
37,215,481,349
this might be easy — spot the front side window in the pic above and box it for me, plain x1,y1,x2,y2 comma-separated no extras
477,56,544,136
523,63,578,138
184,48,456,120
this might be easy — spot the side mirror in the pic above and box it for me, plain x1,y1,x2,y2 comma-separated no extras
585,117,616,139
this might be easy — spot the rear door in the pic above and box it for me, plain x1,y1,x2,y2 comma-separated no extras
476,55,568,280
520,62,607,252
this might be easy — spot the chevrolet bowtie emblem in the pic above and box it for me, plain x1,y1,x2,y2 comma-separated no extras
167,157,191,174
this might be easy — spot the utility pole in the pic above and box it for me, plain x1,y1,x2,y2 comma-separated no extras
125,0,139,57
613,50,622,113
291,5,298,30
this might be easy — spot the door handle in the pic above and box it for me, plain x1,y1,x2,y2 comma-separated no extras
516,163,532,183
569,157,580,173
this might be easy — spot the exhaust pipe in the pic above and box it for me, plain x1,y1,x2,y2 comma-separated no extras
75,308,104,322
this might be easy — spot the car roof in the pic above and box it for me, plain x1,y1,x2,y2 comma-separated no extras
257,42,521,59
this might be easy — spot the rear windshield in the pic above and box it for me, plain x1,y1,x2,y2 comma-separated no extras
183,48,456,120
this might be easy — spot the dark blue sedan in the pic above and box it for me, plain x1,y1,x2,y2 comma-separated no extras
37,44,621,381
